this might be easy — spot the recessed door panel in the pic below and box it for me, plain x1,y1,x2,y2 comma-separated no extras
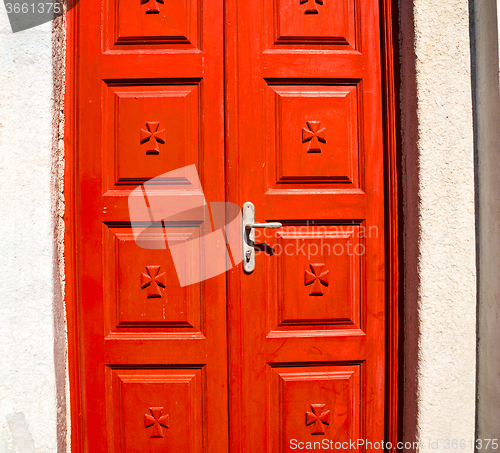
268,364,361,452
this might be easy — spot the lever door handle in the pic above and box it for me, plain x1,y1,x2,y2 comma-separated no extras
245,222,282,230
242,202,282,273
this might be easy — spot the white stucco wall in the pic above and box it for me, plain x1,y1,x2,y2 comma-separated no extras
400,0,477,449
0,6,65,452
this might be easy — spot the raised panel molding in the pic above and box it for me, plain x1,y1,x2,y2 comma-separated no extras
267,223,364,336
270,0,358,47
106,367,205,452
268,363,362,450
267,83,362,188
103,82,201,189
104,0,201,49
103,225,204,335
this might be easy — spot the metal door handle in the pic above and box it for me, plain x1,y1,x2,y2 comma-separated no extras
245,222,282,230
242,202,282,273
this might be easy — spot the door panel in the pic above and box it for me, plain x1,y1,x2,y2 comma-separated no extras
268,364,361,447
104,83,201,188
269,224,363,334
106,367,204,452
226,0,385,451
268,84,360,186
271,0,357,47
76,0,227,450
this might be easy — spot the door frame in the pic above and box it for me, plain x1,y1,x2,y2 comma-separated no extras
380,0,403,448
63,0,402,449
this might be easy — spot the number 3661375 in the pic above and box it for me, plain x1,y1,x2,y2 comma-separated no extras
4,3,62,14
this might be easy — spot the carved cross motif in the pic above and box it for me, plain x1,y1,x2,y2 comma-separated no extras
306,404,330,435
302,121,326,153
300,0,324,14
141,121,165,154
141,265,167,298
305,263,329,296
144,407,169,438
140,0,164,14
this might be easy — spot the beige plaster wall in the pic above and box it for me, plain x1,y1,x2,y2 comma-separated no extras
0,7,67,453
400,0,477,450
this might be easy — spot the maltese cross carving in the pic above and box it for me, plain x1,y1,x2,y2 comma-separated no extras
141,121,165,154
141,265,166,298
302,121,326,153
144,407,169,438
300,0,324,14
141,0,164,14
305,263,330,296
306,404,330,435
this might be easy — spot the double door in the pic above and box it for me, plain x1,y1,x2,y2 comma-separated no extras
74,0,388,450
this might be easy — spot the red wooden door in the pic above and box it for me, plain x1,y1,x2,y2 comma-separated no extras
70,0,392,450
73,0,228,451
225,0,386,451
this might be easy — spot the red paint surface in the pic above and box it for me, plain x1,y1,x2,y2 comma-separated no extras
65,0,401,450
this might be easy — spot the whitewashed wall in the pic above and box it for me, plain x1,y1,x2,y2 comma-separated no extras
400,0,477,449
0,6,66,453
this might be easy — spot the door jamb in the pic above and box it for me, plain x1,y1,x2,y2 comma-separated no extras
380,0,403,448
65,0,84,450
